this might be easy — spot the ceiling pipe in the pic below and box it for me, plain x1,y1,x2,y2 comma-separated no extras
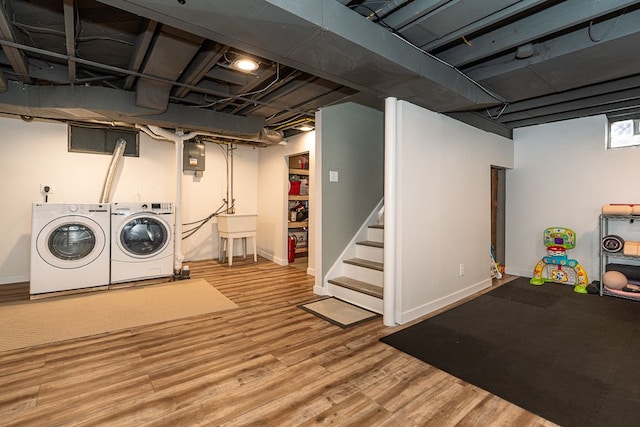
136,125,198,276
136,124,253,275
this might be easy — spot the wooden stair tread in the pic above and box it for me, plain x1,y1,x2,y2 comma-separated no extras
344,258,383,271
356,240,383,248
328,276,383,299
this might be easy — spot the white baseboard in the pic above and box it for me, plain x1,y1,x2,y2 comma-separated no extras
398,278,491,325
0,274,29,285
313,284,327,295
506,267,532,278
256,249,288,266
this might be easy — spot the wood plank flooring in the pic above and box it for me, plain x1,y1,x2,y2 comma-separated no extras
0,259,556,426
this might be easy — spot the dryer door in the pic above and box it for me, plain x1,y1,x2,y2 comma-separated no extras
116,214,170,259
36,216,107,269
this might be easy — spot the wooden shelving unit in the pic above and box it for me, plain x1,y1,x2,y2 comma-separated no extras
288,153,309,258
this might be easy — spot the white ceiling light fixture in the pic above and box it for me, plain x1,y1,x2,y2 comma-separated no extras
295,124,314,132
231,56,259,72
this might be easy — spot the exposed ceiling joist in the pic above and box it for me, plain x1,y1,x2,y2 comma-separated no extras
173,42,228,99
420,0,549,51
0,1,30,85
123,20,157,90
506,97,640,128
63,0,76,82
397,0,522,47
439,0,638,67
499,87,640,123
488,75,640,117
467,9,640,101
0,0,637,140
98,0,502,112
135,26,203,110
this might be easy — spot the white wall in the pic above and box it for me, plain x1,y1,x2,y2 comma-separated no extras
0,116,259,284
257,131,315,273
318,103,384,277
507,114,640,282
180,142,259,262
396,101,514,323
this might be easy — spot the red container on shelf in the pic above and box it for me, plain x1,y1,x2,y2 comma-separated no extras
288,235,297,263
288,180,301,195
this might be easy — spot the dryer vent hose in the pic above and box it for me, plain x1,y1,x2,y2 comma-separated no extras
100,138,127,203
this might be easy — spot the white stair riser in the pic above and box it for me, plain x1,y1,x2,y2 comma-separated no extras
356,245,383,263
326,283,383,314
367,228,384,243
343,264,383,287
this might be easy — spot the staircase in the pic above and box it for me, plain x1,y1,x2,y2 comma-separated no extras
326,224,384,314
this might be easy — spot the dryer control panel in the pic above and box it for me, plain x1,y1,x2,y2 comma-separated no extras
112,202,173,215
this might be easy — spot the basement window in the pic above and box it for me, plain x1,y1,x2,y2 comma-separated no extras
68,123,139,157
608,117,640,149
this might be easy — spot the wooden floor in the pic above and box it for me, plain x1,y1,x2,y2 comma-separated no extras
0,259,556,426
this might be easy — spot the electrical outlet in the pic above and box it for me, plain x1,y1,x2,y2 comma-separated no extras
40,184,54,194
459,263,464,276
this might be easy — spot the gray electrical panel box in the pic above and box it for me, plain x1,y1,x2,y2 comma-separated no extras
183,141,205,174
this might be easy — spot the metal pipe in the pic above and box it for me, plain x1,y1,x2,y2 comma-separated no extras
139,125,200,275
228,144,234,213
99,138,127,203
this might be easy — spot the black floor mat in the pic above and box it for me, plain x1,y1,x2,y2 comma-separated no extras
380,277,640,427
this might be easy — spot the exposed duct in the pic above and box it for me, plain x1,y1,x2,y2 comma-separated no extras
135,27,204,111
99,138,127,203
0,81,271,141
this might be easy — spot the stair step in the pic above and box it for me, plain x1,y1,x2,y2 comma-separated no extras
344,258,383,271
328,276,383,299
367,224,384,243
356,240,383,248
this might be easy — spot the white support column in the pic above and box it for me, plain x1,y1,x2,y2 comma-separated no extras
383,97,397,327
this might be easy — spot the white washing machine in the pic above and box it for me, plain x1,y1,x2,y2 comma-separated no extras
30,203,111,295
110,202,174,284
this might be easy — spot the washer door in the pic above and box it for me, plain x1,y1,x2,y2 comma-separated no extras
36,216,106,269
117,214,170,259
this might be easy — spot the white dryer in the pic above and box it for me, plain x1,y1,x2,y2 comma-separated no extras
110,202,174,284
30,203,111,295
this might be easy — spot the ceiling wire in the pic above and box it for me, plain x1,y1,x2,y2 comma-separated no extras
486,102,510,120
392,34,508,105
273,117,314,131
195,63,281,108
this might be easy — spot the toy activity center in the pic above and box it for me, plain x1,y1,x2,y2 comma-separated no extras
530,204,640,302
530,227,588,294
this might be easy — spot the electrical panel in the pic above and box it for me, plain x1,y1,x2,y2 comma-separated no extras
183,141,205,175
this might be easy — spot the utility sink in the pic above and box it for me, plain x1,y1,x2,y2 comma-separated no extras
217,213,257,233
217,214,257,266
